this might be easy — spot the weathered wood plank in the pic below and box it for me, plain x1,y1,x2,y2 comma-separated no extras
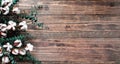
18,0,120,15
31,38,120,47
30,23,120,32
28,31,120,39
37,14,120,24
18,61,116,64
31,47,120,61
41,61,115,64
19,5,120,15
28,38,120,62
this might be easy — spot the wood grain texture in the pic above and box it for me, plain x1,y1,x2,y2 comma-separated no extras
18,0,120,64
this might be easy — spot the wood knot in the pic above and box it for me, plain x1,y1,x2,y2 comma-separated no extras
56,43,65,46
65,25,71,28
109,2,115,7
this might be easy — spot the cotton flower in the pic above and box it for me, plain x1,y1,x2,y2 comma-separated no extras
3,43,13,52
0,24,7,37
2,6,9,15
5,0,13,7
0,23,7,31
12,48,19,55
19,21,28,30
2,56,10,63
7,21,16,30
8,20,16,26
1,0,13,7
0,31,7,37
14,39,22,47
0,47,3,57
19,49,26,55
25,43,33,51
1,0,7,6
12,7,20,14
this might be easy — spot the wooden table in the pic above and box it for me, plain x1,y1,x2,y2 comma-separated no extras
18,0,120,64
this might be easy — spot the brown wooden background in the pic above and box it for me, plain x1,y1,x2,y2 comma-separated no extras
18,0,120,64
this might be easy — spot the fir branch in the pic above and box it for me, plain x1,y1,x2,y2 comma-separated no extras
9,0,19,10
0,35,26,45
9,56,17,64
5,35,25,42
18,14,43,28
19,14,37,21
17,52,41,64
12,0,19,5
18,5,44,28
26,52,41,64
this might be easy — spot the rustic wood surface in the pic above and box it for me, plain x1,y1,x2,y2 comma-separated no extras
18,0,120,64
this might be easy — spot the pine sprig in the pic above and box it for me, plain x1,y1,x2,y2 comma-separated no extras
18,5,44,29
19,14,37,21
9,56,17,64
12,0,19,5
26,52,41,64
18,13,43,28
5,35,25,42
0,35,26,45
15,52,41,64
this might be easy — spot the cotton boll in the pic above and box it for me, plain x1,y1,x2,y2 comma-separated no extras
25,43,34,51
2,56,10,63
0,31,7,37
1,28,7,32
12,7,20,14
6,0,13,7
0,24,7,29
1,32,7,37
19,21,28,30
1,0,5,6
0,23,7,31
0,24,7,37
6,25,12,30
7,25,16,30
1,0,7,6
7,21,16,30
1,0,13,7
8,21,16,26
19,49,26,55
12,49,19,55
2,6,9,15
14,40,22,47
3,43,13,52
